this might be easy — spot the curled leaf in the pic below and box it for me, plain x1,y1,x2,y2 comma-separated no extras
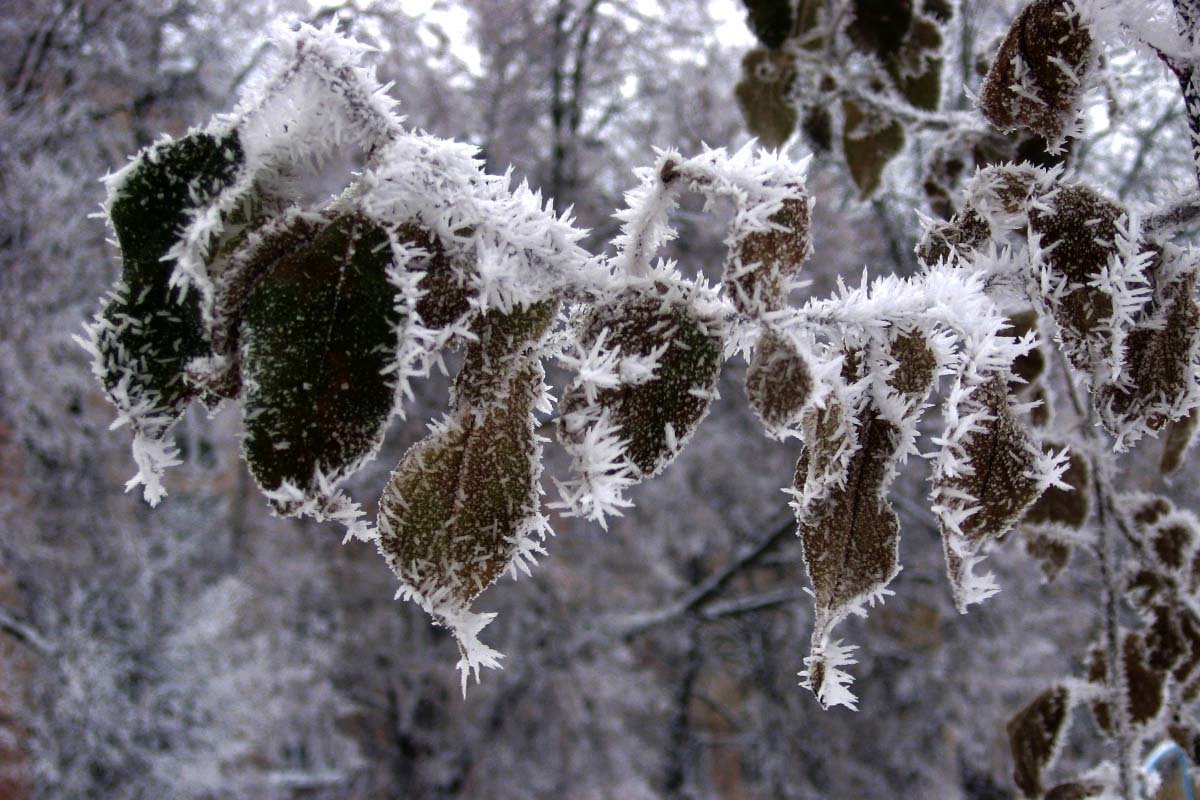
85,129,246,503
979,0,1094,147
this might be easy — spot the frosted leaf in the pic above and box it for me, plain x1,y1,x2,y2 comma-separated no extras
240,211,401,513
745,330,814,438
1095,255,1200,449
1007,685,1071,799
726,190,811,317
1030,186,1124,376
932,375,1061,612
1161,407,1199,475
84,129,247,503
1087,634,1167,733
198,208,329,401
979,0,1094,149
377,362,550,689
453,299,559,411
1021,443,1089,529
556,279,725,520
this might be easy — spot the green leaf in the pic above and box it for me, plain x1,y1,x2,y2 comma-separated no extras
240,211,401,509
842,100,904,199
94,130,246,429
736,49,798,149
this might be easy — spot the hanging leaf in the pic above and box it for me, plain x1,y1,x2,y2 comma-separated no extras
933,375,1050,612
1027,185,1127,378
1090,634,1168,730
746,330,814,437
1007,685,1070,799
202,210,330,401
1162,407,1200,475
726,193,811,316
846,0,914,62
741,0,793,49
556,281,725,521
1024,531,1071,582
377,359,549,690
736,49,799,149
978,0,1094,146
795,399,903,709
240,211,401,512
1097,265,1200,445
85,129,247,503
842,100,904,199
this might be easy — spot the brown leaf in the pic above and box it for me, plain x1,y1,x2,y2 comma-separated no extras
979,0,1093,143
377,362,546,610
746,330,813,435
1007,685,1070,798
1021,444,1088,529
1028,185,1124,376
727,194,811,315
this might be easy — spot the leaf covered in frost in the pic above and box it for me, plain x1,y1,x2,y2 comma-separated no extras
979,0,1093,147
745,330,814,437
377,359,549,690
726,193,811,316
933,375,1052,612
556,280,725,522
86,129,247,502
240,211,401,512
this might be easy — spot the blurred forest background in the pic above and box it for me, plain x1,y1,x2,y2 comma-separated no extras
3,0,1200,797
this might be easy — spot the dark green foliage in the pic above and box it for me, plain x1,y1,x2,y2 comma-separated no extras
842,100,905,199
97,130,246,426
240,212,400,506
741,0,793,49
846,0,914,61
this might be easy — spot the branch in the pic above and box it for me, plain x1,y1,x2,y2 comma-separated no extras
1144,192,1200,236
0,605,52,658
611,510,797,637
